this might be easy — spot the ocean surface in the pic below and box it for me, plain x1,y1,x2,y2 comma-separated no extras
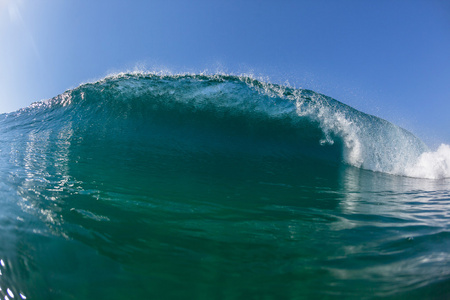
0,73,449,299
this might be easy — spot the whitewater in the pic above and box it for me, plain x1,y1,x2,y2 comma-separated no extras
0,73,449,299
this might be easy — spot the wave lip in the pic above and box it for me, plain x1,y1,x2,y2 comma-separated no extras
3,72,448,179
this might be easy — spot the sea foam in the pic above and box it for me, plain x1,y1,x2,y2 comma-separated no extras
404,144,450,179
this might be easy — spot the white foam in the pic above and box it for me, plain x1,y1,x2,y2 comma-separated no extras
404,144,450,179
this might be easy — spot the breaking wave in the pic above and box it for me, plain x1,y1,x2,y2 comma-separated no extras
1,73,448,179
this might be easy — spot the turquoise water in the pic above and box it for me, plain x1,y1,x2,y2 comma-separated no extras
0,74,449,299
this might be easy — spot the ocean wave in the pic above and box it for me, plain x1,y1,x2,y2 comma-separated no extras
2,72,448,179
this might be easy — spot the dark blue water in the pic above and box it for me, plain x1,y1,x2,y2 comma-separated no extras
0,73,449,299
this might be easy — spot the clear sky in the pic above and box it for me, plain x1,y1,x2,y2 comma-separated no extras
0,0,449,147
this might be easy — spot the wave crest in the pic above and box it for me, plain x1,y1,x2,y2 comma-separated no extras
3,72,448,179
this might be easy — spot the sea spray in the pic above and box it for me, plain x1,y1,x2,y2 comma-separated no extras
405,144,450,179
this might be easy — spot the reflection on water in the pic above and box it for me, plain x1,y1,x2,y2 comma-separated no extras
334,167,450,296
0,258,27,300
10,125,76,238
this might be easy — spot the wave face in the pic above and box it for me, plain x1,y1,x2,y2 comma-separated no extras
1,73,450,299
1,73,438,177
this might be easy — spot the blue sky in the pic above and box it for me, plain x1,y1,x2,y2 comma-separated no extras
0,0,449,147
